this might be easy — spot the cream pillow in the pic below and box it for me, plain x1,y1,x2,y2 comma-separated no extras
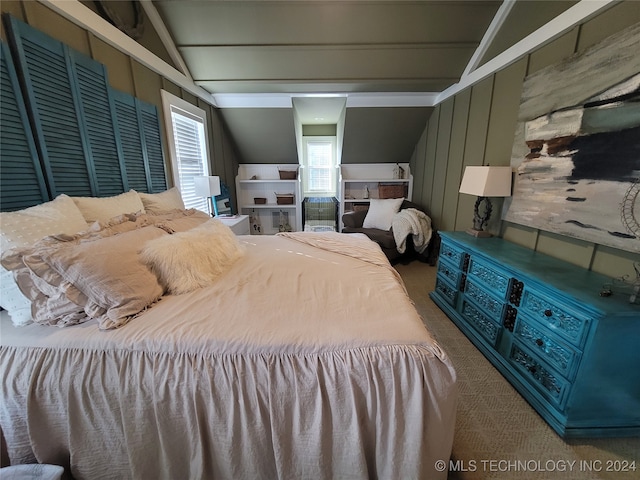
140,219,245,295
137,187,185,213
36,225,166,330
1,213,145,328
72,190,145,224
0,194,88,326
362,198,405,231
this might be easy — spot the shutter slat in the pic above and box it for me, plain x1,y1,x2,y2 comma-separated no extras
0,41,48,211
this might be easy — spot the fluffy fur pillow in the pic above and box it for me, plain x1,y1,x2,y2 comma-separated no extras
362,198,405,230
140,219,245,295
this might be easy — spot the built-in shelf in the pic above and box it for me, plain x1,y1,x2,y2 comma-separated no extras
338,163,413,230
235,164,302,234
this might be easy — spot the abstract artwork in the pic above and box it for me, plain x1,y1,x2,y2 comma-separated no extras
504,23,640,254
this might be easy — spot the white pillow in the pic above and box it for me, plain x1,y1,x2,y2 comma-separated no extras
137,187,185,213
362,198,405,230
0,194,88,326
72,190,145,224
140,219,245,295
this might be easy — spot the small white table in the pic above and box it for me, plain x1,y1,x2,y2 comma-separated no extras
216,214,250,235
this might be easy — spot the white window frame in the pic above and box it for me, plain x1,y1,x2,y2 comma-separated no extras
160,90,211,213
302,136,338,197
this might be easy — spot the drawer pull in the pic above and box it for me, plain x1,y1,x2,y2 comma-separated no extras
503,305,517,332
535,338,544,347
544,309,553,317
444,269,450,275
528,366,537,374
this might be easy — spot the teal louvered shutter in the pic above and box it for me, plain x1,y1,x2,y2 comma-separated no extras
112,90,152,192
139,100,167,192
6,17,90,197
6,16,124,198
111,91,166,193
69,50,127,196
0,41,49,211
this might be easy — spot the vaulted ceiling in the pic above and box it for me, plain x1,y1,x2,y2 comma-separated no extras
84,1,588,163
150,1,579,103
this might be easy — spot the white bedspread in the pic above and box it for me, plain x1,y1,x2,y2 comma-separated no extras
0,233,456,479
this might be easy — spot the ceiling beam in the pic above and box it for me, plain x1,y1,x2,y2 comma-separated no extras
438,0,618,103
138,0,192,81
461,0,516,78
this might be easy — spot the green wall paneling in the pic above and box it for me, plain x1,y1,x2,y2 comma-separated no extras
421,106,440,209
431,98,455,229
441,89,472,232
453,77,494,232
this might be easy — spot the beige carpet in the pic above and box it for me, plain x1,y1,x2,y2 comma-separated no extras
395,260,639,480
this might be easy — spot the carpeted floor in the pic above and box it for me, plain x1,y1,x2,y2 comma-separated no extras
394,260,639,480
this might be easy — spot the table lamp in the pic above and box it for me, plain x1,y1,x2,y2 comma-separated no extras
194,175,221,216
459,166,512,237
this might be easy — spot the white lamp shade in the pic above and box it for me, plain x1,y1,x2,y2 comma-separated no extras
459,166,512,197
194,176,221,197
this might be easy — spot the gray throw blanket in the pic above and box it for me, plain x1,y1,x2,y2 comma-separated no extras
392,208,433,254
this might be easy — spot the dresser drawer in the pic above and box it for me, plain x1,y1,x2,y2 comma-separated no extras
467,257,510,300
439,241,467,269
520,289,592,347
437,257,462,288
461,299,501,346
434,277,458,307
514,317,581,380
464,278,506,320
508,342,570,409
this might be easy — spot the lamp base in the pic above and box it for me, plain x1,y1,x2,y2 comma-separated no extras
466,228,493,238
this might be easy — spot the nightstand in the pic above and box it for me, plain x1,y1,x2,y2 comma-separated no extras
216,215,250,235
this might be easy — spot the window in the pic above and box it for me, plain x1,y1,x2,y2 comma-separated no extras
161,90,211,212
302,137,337,197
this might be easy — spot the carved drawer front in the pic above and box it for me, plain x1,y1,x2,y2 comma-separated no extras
437,257,462,288
435,277,458,307
520,290,591,347
467,257,510,300
514,318,581,380
464,278,506,320
440,241,467,269
461,299,501,346
509,342,570,409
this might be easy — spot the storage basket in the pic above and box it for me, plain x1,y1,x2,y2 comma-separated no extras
353,203,369,212
254,197,267,204
378,182,407,199
275,193,294,205
278,169,298,180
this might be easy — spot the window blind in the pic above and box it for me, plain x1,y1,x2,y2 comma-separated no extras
305,139,336,196
170,107,208,211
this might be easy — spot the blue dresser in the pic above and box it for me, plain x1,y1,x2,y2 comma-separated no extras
429,231,640,438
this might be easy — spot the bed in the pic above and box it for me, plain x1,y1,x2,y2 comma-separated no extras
0,192,457,479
